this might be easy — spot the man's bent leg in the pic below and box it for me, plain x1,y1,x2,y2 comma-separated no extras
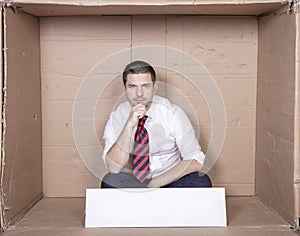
162,172,212,188
101,172,150,188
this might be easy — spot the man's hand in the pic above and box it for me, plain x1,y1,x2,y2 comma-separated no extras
147,160,202,188
127,104,147,127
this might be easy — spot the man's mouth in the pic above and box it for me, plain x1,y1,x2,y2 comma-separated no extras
134,98,146,102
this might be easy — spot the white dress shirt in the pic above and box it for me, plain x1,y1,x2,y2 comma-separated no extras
102,95,205,178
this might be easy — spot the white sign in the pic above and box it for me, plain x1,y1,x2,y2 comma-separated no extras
85,188,227,228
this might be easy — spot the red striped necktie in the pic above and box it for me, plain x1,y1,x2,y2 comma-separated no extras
132,116,150,182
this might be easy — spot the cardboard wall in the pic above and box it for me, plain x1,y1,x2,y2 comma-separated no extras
14,0,285,16
256,13,296,224
40,16,129,197
166,16,257,196
2,8,43,224
0,6,3,230
41,15,257,197
296,13,300,225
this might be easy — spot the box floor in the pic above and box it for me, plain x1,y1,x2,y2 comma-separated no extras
2,196,298,236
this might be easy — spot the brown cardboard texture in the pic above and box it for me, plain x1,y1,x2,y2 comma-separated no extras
2,197,297,236
0,0,299,234
256,11,296,226
295,12,300,229
40,15,257,197
10,0,288,16
0,5,3,229
1,6,43,228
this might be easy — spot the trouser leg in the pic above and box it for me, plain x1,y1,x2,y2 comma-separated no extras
101,172,211,188
162,172,212,188
101,172,150,188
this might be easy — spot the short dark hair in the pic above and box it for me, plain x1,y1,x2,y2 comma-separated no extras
122,60,156,85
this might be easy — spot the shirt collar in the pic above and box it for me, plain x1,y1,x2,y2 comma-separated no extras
145,95,158,119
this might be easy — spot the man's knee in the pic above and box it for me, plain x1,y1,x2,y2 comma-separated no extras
184,172,212,188
101,172,150,188
163,172,212,188
101,172,126,188
197,172,212,187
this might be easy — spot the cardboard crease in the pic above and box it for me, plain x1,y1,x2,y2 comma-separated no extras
0,5,7,232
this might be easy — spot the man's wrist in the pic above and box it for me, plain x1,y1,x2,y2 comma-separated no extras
125,120,136,131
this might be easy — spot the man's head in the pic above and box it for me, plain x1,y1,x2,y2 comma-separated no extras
122,60,158,109
122,60,156,85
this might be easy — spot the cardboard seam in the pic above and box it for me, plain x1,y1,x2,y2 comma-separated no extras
259,0,294,17
293,185,300,231
1,0,293,17
0,0,292,7
0,0,292,13
257,194,295,229
294,0,300,13
289,0,300,13
0,4,6,232
6,193,43,227
293,10,300,233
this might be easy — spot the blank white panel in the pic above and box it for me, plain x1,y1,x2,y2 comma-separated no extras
85,188,227,228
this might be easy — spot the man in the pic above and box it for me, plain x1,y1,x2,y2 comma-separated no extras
101,60,211,188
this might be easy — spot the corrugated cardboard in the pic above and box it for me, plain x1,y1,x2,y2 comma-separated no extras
40,15,131,197
0,5,3,230
1,7,43,227
0,0,300,233
295,12,300,229
9,0,287,16
166,15,257,195
256,11,296,225
40,15,257,197
2,197,296,236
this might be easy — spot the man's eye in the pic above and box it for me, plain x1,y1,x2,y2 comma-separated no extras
128,85,136,89
142,84,151,88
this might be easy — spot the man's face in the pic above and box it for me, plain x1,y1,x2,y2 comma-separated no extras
124,72,157,109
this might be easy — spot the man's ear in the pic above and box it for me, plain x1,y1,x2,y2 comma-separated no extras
122,83,126,92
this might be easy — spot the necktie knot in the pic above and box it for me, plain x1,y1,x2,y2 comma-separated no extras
138,115,148,127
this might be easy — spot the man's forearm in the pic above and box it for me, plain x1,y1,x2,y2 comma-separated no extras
106,123,134,173
147,160,201,188
106,104,147,173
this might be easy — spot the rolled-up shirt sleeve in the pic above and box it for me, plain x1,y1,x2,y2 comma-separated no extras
173,106,205,165
102,114,117,166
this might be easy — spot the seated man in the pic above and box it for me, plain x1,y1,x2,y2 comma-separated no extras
101,60,211,188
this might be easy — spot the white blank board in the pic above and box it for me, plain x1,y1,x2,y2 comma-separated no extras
85,188,227,228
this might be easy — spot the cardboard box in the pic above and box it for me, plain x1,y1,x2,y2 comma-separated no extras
0,0,299,234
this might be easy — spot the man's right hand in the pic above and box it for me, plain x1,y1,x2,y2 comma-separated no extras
127,104,147,127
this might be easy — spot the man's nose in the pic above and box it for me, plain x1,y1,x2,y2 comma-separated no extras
136,86,144,97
